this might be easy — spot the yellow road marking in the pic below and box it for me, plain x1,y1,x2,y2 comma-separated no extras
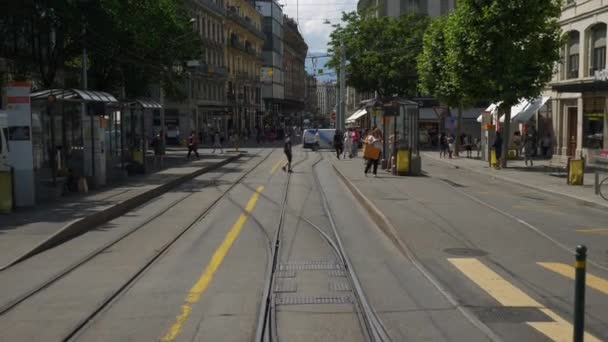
270,160,282,174
537,262,608,295
162,186,265,341
576,228,608,235
449,258,600,342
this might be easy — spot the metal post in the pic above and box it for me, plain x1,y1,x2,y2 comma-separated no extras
573,245,587,342
339,39,346,132
159,86,165,167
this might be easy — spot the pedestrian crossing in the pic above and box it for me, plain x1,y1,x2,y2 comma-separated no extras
448,257,605,341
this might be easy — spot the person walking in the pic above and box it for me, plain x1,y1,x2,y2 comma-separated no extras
187,131,200,160
351,129,359,157
542,134,552,158
439,133,448,158
314,129,320,151
333,130,344,159
282,134,293,173
447,134,455,159
464,134,473,158
523,132,534,166
492,132,503,169
151,131,163,169
364,128,383,177
212,130,223,154
343,128,353,159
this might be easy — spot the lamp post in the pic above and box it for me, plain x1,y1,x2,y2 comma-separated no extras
324,20,345,131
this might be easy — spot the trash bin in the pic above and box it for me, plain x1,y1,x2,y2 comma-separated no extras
0,166,13,213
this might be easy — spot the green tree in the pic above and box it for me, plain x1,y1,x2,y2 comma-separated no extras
328,11,429,97
417,15,473,155
445,0,563,167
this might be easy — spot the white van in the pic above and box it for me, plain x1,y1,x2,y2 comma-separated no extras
303,128,336,149
0,110,8,168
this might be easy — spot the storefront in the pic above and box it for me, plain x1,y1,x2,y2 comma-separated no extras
550,81,608,159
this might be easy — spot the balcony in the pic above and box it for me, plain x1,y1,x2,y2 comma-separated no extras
226,7,265,40
194,0,226,17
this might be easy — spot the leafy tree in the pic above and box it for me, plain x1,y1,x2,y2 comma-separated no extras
445,0,563,166
417,15,473,155
328,11,429,98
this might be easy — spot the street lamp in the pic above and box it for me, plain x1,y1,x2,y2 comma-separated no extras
324,20,345,131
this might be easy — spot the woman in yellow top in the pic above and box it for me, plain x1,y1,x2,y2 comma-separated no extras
364,128,383,177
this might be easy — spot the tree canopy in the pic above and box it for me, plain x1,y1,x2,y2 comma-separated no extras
0,0,202,98
328,11,430,97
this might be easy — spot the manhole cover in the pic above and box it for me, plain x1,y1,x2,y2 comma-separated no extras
443,248,488,257
473,307,552,323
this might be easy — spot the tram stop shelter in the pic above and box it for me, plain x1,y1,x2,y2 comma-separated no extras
124,99,162,174
363,97,421,176
29,88,120,202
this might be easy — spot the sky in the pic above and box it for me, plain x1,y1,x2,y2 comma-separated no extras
279,0,359,80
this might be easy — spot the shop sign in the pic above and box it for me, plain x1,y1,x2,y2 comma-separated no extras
584,112,605,121
594,69,608,81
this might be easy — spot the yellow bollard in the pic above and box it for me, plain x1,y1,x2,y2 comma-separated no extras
568,158,585,185
396,149,410,175
0,169,13,213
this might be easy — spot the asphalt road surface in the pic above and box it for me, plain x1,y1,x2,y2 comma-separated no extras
0,147,606,341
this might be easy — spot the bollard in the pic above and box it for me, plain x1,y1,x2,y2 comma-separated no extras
573,245,587,342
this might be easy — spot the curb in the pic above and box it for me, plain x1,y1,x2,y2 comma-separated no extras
331,164,501,341
1,154,242,271
422,153,608,210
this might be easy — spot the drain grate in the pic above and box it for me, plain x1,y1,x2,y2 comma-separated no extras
473,307,552,323
443,248,488,257
328,270,347,277
275,295,353,305
329,280,351,292
275,270,296,278
278,261,342,271
274,280,297,293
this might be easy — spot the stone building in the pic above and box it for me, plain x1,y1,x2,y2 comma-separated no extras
546,0,608,160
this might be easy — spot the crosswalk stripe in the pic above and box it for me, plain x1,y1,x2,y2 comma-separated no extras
449,258,600,342
537,262,608,295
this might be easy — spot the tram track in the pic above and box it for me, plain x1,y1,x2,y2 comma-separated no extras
0,149,276,342
254,152,391,342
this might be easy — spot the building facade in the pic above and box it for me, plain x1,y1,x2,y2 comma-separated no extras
225,0,265,133
282,16,308,124
304,75,318,116
164,0,229,142
547,0,608,160
358,0,456,18
256,0,285,126
317,82,337,117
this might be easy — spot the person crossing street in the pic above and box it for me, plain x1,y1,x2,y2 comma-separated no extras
187,131,199,160
333,130,344,159
282,134,293,173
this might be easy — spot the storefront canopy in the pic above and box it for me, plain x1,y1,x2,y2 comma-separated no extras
128,98,162,109
477,97,550,123
514,96,550,123
346,108,368,123
31,89,119,103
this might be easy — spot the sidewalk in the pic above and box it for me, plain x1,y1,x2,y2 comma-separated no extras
0,150,242,268
420,151,606,209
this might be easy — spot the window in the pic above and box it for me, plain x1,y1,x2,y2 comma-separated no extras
589,24,607,75
568,53,579,79
583,97,605,149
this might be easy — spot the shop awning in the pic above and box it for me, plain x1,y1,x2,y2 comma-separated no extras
346,108,367,123
499,100,530,123
30,89,119,103
513,96,550,123
129,99,162,109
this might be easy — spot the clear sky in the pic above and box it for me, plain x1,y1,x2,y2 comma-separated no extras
279,0,358,80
